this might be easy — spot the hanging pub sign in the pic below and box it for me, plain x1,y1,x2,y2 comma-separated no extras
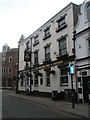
24,51,31,61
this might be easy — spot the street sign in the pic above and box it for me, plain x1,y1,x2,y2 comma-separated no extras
70,65,74,74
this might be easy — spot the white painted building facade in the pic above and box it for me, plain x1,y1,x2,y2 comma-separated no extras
75,0,90,103
18,3,80,100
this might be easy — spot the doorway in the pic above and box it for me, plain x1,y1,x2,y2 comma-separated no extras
83,77,88,102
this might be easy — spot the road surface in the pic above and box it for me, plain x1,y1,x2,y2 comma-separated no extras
2,90,82,118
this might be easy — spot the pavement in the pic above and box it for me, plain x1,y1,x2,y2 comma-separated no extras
8,90,89,118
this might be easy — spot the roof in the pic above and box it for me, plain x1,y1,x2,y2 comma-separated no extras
19,34,25,42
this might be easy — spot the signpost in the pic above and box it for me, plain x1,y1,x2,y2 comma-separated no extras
70,64,75,109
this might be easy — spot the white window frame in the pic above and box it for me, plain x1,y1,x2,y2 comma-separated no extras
9,56,13,62
2,68,5,74
8,67,12,74
34,35,39,44
60,67,68,86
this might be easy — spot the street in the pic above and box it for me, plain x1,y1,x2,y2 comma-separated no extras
2,90,83,118
2,90,66,118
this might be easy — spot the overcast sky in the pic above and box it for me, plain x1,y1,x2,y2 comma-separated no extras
0,0,84,52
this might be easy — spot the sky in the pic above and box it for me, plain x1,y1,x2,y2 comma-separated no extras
0,0,84,52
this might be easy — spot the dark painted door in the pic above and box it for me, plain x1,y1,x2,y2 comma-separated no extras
83,77,88,102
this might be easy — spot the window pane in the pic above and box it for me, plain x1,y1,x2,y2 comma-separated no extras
8,67,12,74
34,74,38,86
60,76,68,84
34,52,38,64
61,67,67,75
45,28,50,37
58,17,65,28
34,36,38,43
87,2,90,21
59,38,67,56
60,67,68,85
46,72,50,86
45,46,50,61
88,39,90,48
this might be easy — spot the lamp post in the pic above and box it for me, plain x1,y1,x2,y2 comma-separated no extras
71,30,77,108
24,37,32,95
29,37,32,95
70,64,75,109
15,63,18,94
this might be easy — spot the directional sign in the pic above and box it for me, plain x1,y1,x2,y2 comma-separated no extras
70,65,74,74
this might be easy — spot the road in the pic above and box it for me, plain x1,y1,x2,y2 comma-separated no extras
2,90,82,118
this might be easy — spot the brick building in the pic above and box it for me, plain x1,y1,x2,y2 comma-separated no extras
0,53,2,88
2,48,18,89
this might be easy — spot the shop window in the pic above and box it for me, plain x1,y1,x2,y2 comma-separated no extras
21,78,23,86
8,78,12,87
21,76,25,87
34,74,38,86
60,67,68,86
46,71,50,86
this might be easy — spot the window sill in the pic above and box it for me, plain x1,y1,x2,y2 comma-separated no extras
43,59,52,64
34,85,38,87
33,63,39,67
33,41,39,46
46,85,50,87
43,34,51,40
56,53,69,60
60,83,68,86
56,24,67,33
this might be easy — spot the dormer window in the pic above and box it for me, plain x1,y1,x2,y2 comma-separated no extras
43,26,51,40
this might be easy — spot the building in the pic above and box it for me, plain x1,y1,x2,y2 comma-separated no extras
2,47,18,89
18,2,80,101
75,0,90,103
2,44,10,88
0,53,2,88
